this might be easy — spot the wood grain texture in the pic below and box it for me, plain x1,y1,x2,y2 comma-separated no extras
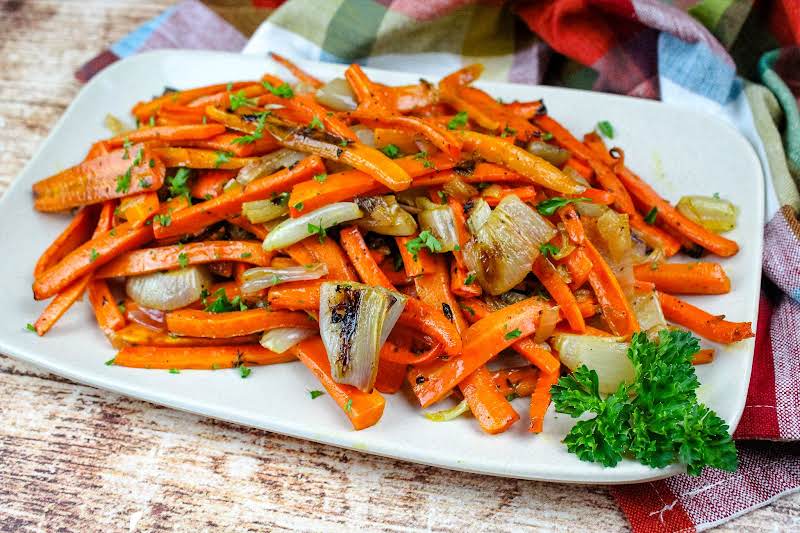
1,1,798,531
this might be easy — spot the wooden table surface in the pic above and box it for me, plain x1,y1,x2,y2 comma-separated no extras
2,1,799,531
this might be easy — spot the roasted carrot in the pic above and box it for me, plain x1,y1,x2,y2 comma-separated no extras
693,349,715,365
114,344,293,369
410,297,549,407
178,132,280,158
107,124,225,147
380,336,443,366
34,206,98,278
154,156,325,239
33,276,91,336
95,241,269,278
188,83,266,109
558,247,593,290
374,358,408,394
582,240,640,337
395,235,437,277
658,292,754,344
87,278,126,336
295,236,359,282
532,255,585,333
291,336,386,430
339,226,396,289
110,323,259,348
151,147,258,170
33,145,165,212
529,369,561,433
483,186,538,206
132,81,253,120
491,366,539,398
633,262,730,295
268,280,325,310
461,366,520,434
165,309,315,338
269,52,322,88
373,127,420,153
438,64,500,130
289,170,382,217
119,192,160,224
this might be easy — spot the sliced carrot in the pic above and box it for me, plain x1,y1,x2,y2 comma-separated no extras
634,262,730,295
373,127,420,153
412,163,524,188
532,255,585,332
87,278,126,336
296,236,359,281
132,81,253,120
154,156,325,239
190,170,237,199
34,206,98,278
110,323,259,348
374,358,408,394
380,335,442,366
339,226,396,289
491,366,539,398
291,336,386,430
107,124,225,147
459,85,541,142
268,280,325,310
483,186,538,207
119,192,160,224
582,240,639,337
395,235,437,277
269,52,322,88
166,309,315,339
188,83,266,109
410,297,549,407
33,145,165,212
289,170,382,217
95,241,269,278
151,147,259,169
33,276,91,336
114,344,293,369
658,292,754,344
529,369,561,433
178,132,280,157
461,366,520,434
356,114,462,160
504,99,546,120
557,247,592,290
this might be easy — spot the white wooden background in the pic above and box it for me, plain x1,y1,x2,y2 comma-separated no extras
1,1,799,530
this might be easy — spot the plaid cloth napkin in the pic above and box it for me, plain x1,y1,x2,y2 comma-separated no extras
77,1,800,530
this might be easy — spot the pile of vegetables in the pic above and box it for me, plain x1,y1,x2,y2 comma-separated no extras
28,52,751,473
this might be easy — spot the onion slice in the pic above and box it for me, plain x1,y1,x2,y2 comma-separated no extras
262,202,363,251
241,263,328,294
676,195,737,233
242,195,289,223
319,282,407,392
355,195,417,236
418,205,459,252
126,266,213,311
315,78,357,111
551,333,635,394
236,148,305,186
260,327,317,353
424,399,470,422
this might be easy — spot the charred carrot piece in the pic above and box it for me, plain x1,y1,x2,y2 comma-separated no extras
633,262,730,295
291,336,386,430
114,344,293,369
154,156,325,239
339,226,396,289
529,369,561,433
166,309,316,338
95,241,270,278
87,278,126,336
658,292,754,344
270,52,323,88
532,255,585,332
438,64,500,130
491,366,540,398
34,206,98,278
106,124,226,147
355,114,462,160
582,240,639,337
374,358,408,394
151,147,259,169
33,145,165,212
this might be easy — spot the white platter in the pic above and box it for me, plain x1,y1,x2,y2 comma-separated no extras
0,50,763,483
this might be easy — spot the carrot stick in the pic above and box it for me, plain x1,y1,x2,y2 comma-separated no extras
373,128,420,153
110,323,259,348
106,124,226,147
268,280,325,310
188,83,266,109
87,278,126,336
151,147,259,169
461,366,520,434
178,132,280,158
504,99,546,120
33,276,91,336
339,226,396,289
114,344,293,369
438,65,500,130
380,336,442,365
374,358,407,394
557,247,592,290
154,156,325,239
132,81,254,120
658,292,754,344
458,131,584,194
582,240,640,336
529,369,560,433
557,204,585,245
693,349,714,365
483,186,538,206
296,236,359,281
269,52,323,88
190,170,237,199
564,157,593,180
491,366,539,398
119,192,160,224
412,163,524,187
288,170,382,217
355,114,462,160
409,297,549,407
33,145,165,212
34,206,98,278
33,220,153,300
95,241,270,278
291,336,386,430
395,235,437,277
634,262,730,295
458,86,541,141
532,255,585,332
166,309,315,339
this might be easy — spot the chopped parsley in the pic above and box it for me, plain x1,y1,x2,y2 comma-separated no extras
381,144,400,159
240,252,252,259
501,126,517,138
214,151,234,168
504,328,522,340
644,207,658,225
231,111,270,145
202,288,248,313
307,222,327,243
464,272,476,285
262,81,294,98
154,213,171,227
506,393,519,402
89,248,100,262
229,90,257,111
437,191,447,204
345,398,353,413
405,230,442,260
551,330,737,475
138,178,151,189
239,364,251,378
26,323,36,332
168,168,192,199
105,357,116,366
169,368,180,374
308,116,324,130
294,202,304,212
115,170,131,194
309,390,325,399
313,173,328,183
539,242,560,258
122,138,133,160
414,150,434,169
447,111,469,130
177,252,189,268
541,132,554,141
597,120,615,139
536,197,591,216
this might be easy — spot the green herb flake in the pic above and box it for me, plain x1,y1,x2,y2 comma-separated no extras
541,132,554,141
539,242,560,258
169,368,180,374
294,202,304,212
550,330,737,475
345,398,353,413
149,158,156,168
437,191,448,204
178,252,189,269
115,170,131,194
214,151,234,168
231,111,270,145
313,173,328,183
447,111,469,130
105,357,116,366
138,178,151,189
464,272,476,285
309,390,325,400
148,116,155,127
262,81,294,99
168,168,192,199
239,365,251,378
307,222,327,243
117,302,126,314
89,248,100,263
501,126,517,138
226,82,233,92
308,116,324,130
229,90,257,111
381,144,400,159
405,230,442,260
506,393,519,402
597,120,615,139
644,207,658,225
26,323,36,333
122,138,133,160
504,328,522,340
155,213,171,227
535,197,591,216
203,288,248,314
240,252,252,259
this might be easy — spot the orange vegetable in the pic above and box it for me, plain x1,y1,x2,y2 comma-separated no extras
532,255,585,332
151,147,259,169
119,192,160,224
95,241,269,278
339,226,396,289
87,278,126,336
693,349,715,365
33,145,165,212
114,344,294,369
166,309,316,338
107,124,225,147
658,292,754,344
529,369,561,433
269,52,322,88
110,323,259,348
34,206,98,278
461,366,520,434
190,170,237,199
582,240,639,337
132,81,253,120
289,170,382,217
374,359,408,394
634,262,730,295
491,366,540,398
291,336,386,430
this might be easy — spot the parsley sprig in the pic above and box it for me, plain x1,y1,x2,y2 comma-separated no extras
232,111,270,145
405,230,442,260
262,81,294,98
551,330,737,475
201,288,248,313
535,197,591,216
